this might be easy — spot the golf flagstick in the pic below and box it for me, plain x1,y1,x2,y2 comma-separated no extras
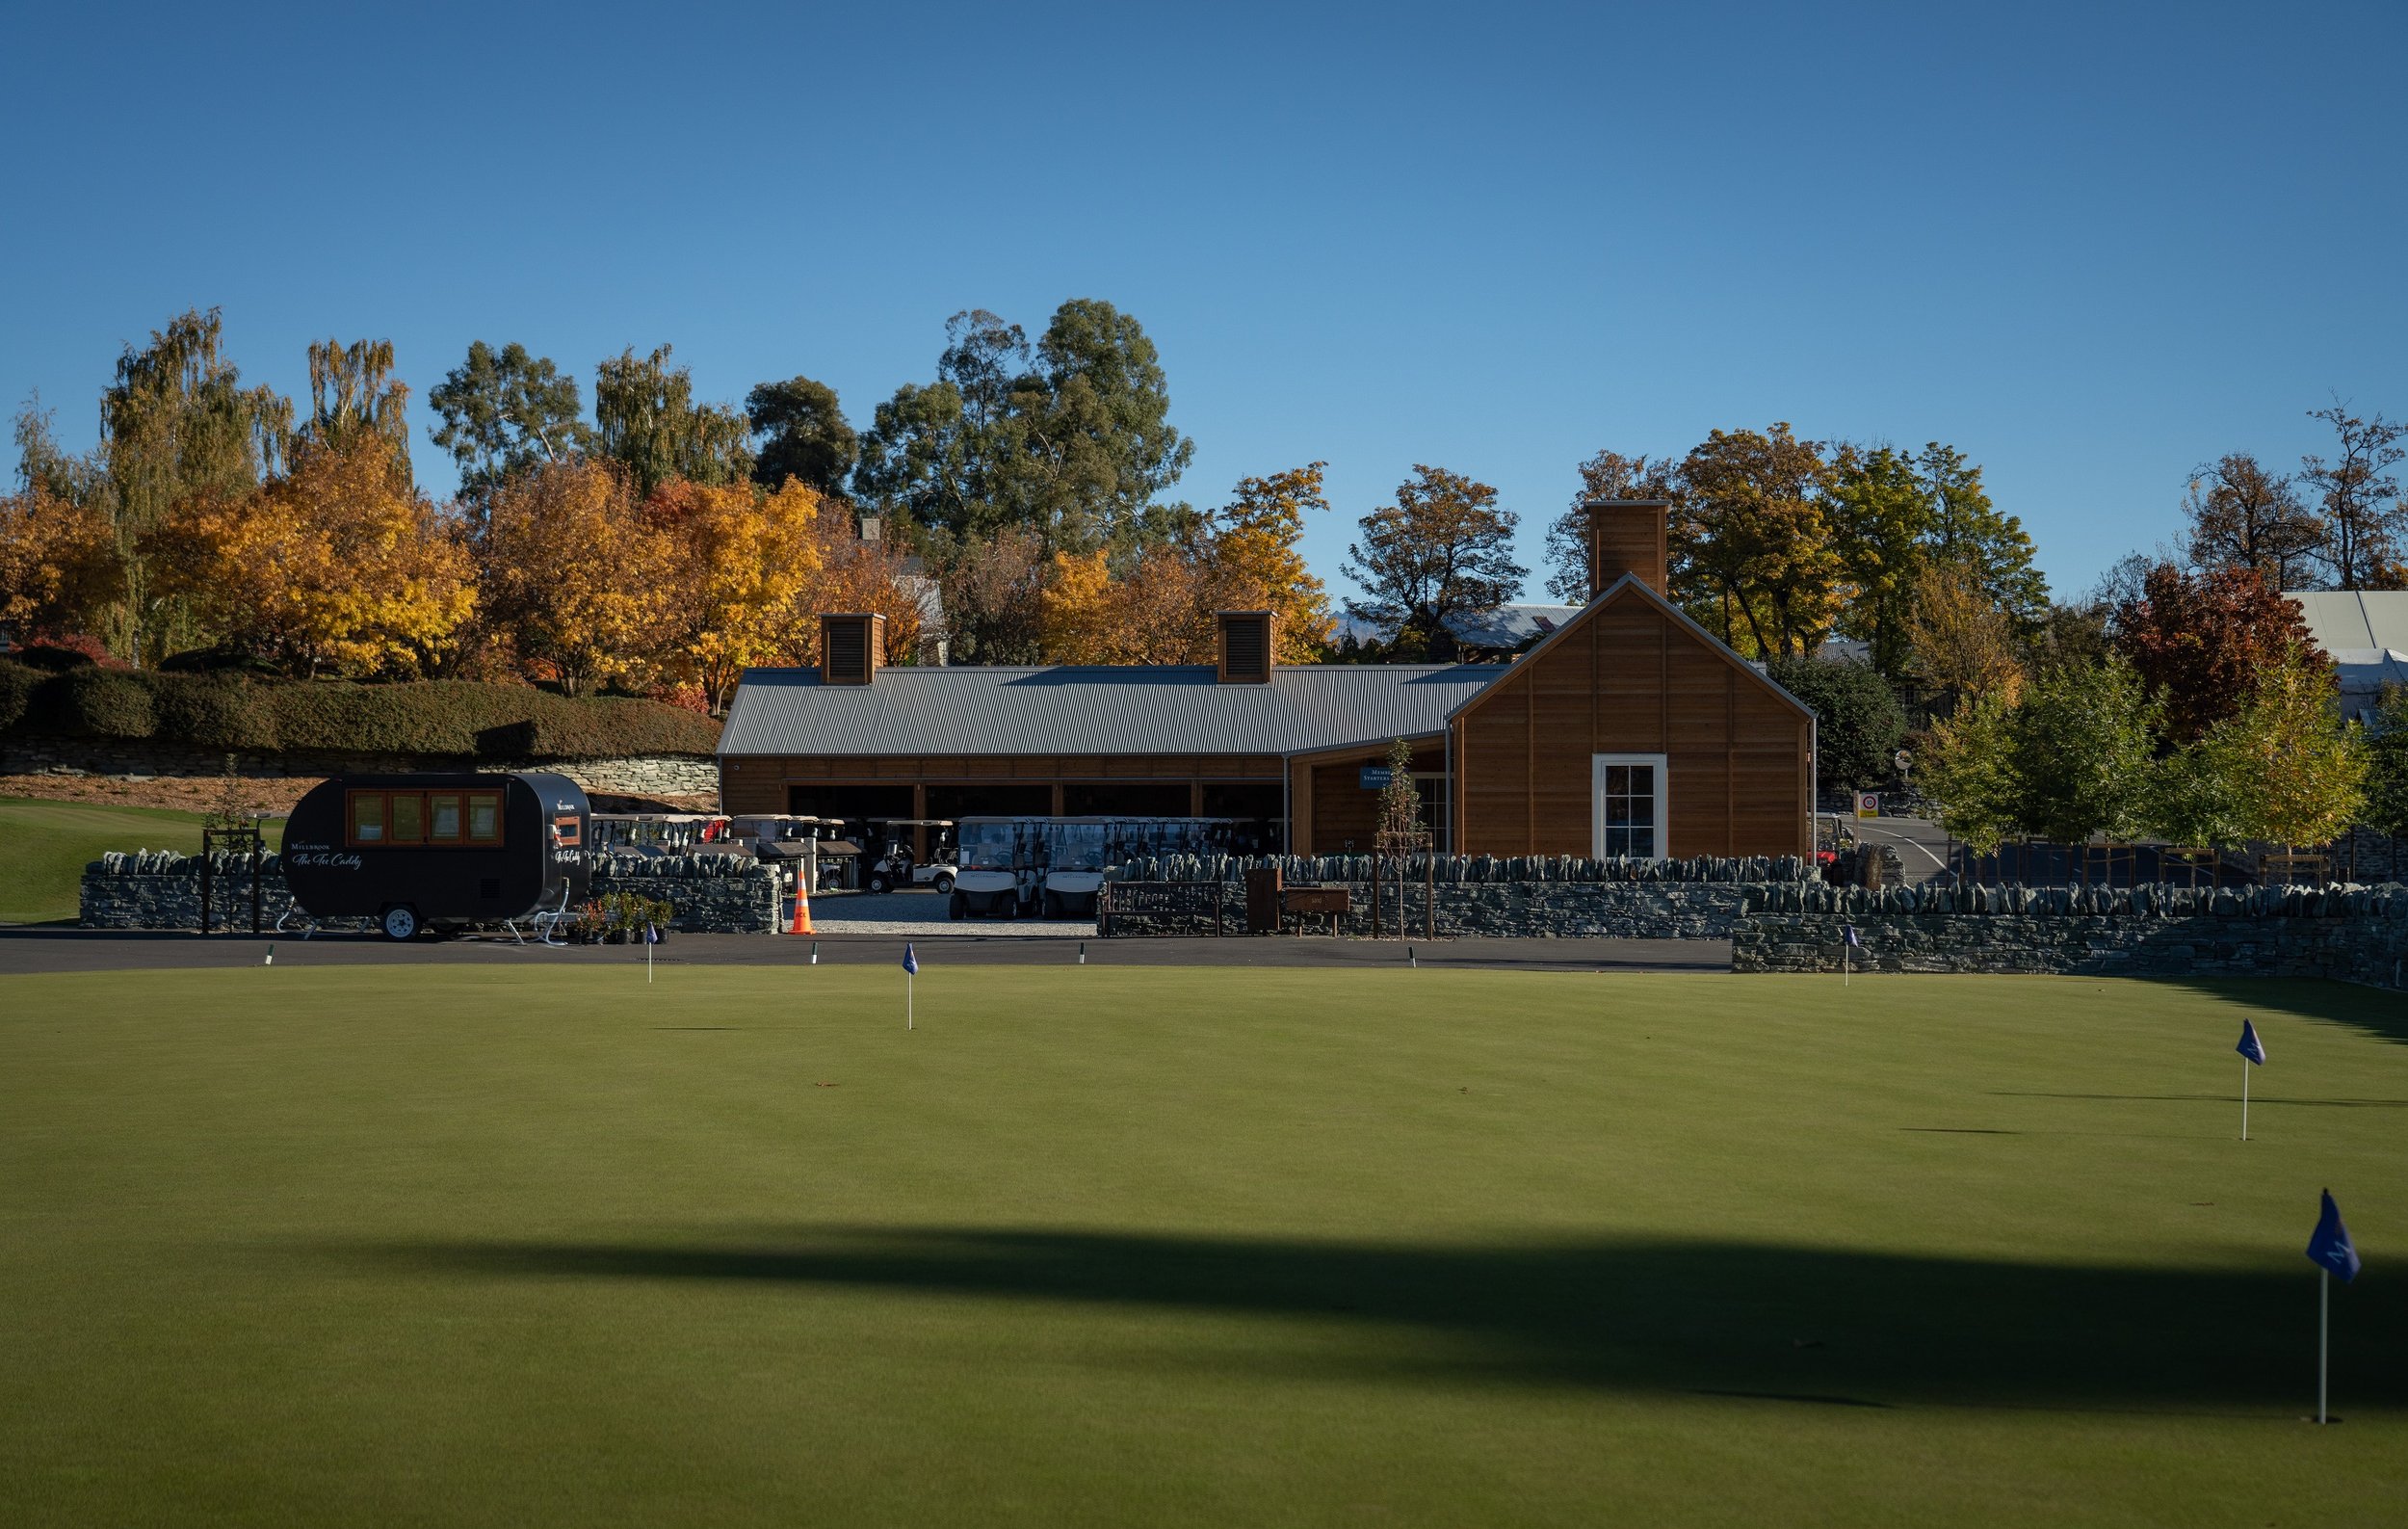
903,941,919,1030
2305,1188,2360,1424
2241,1059,2249,1141
2319,1267,2329,1424
2236,1019,2265,1140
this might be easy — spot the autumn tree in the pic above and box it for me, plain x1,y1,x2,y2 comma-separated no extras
1341,465,1524,662
0,486,123,645
646,478,826,711
147,440,470,677
2110,563,2324,741
95,308,293,662
2299,402,2407,590
933,525,1048,664
2181,452,2322,589
478,458,668,695
1540,450,1675,603
593,345,752,495
428,341,590,501
1905,563,2026,702
1670,424,1839,659
1038,545,1217,665
811,525,929,667
1204,462,1334,661
1919,691,2023,855
746,375,857,497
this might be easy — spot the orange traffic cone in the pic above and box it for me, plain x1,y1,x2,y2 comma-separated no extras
790,876,814,936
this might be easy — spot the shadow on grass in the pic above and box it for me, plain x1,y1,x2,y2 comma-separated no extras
1992,1092,2408,1109
363,1227,2401,1413
2149,977,2408,1049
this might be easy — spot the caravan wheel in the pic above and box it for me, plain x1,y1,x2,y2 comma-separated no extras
380,905,420,941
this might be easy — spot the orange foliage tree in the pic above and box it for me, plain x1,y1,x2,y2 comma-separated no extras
477,458,667,695
0,487,125,646
148,440,470,676
647,478,826,710
1203,462,1333,661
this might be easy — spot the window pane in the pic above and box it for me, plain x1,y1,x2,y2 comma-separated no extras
390,794,424,843
1633,827,1656,857
1628,766,1654,792
351,793,384,842
468,795,500,842
1630,797,1653,827
1606,765,1628,795
552,814,582,847
431,795,461,841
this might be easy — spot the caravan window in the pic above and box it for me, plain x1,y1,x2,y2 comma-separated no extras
467,794,501,843
349,792,385,843
429,794,462,842
390,794,425,844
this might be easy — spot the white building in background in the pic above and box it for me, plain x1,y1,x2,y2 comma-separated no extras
2287,591,2408,726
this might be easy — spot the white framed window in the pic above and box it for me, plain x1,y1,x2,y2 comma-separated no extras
1592,753,1668,860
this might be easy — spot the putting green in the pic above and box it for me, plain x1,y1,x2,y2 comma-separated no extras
0,797,285,925
1,965,2400,1526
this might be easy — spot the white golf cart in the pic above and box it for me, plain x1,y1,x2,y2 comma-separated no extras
1038,818,1112,918
864,818,957,895
949,817,1042,918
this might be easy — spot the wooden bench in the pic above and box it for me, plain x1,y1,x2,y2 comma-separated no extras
1280,885,1349,936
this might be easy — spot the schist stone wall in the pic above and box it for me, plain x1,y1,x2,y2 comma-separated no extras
4,735,720,801
78,852,778,935
1729,881,2408,990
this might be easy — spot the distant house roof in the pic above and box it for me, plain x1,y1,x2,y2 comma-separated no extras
1335,602,1582,650
718,662,1508,759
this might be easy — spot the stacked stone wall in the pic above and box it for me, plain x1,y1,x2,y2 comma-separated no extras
78,852,776,935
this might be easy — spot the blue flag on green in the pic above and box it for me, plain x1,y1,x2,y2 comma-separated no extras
2237,1019,2266,1066
2307,1191,2360,1283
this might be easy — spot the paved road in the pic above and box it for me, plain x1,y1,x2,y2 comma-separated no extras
0,927,1728,976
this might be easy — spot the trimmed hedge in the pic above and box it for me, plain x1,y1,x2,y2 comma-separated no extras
0,661,720,760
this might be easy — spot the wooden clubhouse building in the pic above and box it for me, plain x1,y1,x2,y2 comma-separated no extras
717,500,1815,858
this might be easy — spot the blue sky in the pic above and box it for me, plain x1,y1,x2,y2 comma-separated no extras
3,1,2401,605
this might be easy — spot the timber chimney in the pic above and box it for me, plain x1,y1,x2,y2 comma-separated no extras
1216,611,1274,683
1583,499,1670,599
819,613,884,685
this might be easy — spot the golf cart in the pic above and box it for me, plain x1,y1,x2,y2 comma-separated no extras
863,818,957,895
1038,818,1113,917
949,817,1042,918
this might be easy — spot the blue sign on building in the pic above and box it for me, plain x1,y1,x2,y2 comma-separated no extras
1359,766,1393,790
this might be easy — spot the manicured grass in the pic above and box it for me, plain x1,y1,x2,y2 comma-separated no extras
0,965,2400,1526
0,796,283,925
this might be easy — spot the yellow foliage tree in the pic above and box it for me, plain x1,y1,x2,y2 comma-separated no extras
0,487,124,644
1206,462,1333,661
1039,549,1119,663
1906,562,2026,703
149,441,470,676
812,527,928,667
648,478,826,710
478,459,667,695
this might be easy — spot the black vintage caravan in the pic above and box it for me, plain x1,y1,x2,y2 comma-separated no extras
281,773,591,939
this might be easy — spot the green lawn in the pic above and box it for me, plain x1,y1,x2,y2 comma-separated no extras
0,796,284,925
1,965,2400,1526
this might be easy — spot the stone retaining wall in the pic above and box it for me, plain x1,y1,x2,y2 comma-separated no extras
1730,882,2408,989
1103,881,1749,939
5,735,718,801
78,852,778,935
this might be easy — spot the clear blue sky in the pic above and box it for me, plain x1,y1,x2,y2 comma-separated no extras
4,1,2401,605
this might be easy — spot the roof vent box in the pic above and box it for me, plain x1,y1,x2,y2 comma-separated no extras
1217,611,1274,684
819,613,885,685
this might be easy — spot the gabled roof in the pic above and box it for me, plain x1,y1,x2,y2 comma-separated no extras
719,662,1507,758
2288,590,2408,653
1443,572,1815,723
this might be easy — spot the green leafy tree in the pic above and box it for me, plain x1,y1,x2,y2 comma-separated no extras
1919,690,2023,856
1340,465,1525,662
2362,685,2408,852
593,344,752,495
1825,444,1935,679
428,341,589,500
2198,649,2369,849
290,338,411,470
746,375,857,497
2007,654,2159,851
2142,741,2247,851
1765,657,1907,793
1376,736,1423,840
1540,450,1674,603
95,307,293,663
1919,443,2047,628
853,302,1193,553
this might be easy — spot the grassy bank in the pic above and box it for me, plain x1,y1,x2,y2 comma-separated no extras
0,796,284,925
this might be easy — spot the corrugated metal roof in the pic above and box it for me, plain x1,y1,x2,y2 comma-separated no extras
719,663,1508,758
2290,591,2408,653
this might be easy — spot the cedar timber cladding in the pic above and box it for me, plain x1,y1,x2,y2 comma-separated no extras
1447,575,1813,859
